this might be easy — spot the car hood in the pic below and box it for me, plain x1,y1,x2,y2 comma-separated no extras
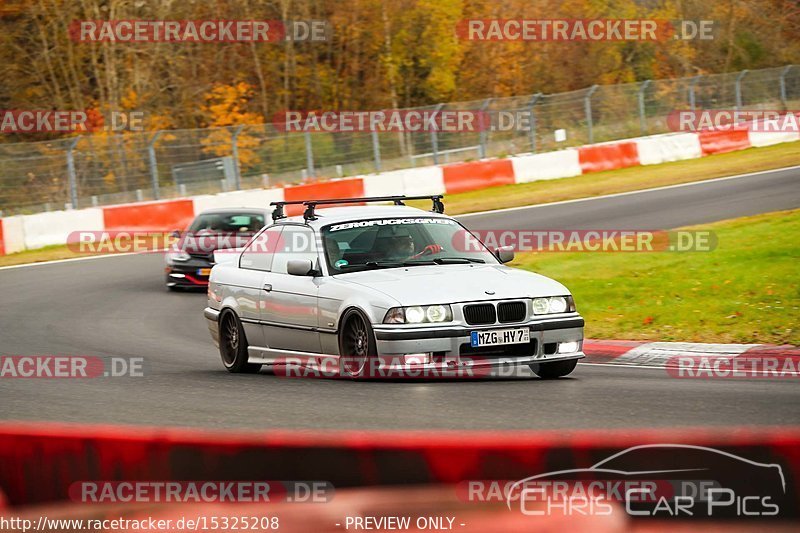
335,264,569,306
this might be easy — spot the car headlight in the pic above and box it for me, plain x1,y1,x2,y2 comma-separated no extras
406,306,425,323
166,250,191,263
532,295,575,315
426,305,449,322
384,305,453,324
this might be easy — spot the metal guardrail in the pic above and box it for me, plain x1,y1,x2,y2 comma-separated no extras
0,65,797,215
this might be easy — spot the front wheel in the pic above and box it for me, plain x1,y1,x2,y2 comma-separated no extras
219,311,262,374
530,358,578,379
338,309,377,378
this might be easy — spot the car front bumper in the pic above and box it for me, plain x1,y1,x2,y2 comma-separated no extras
203,306,583,376
165,258,213,287
371,316,584,370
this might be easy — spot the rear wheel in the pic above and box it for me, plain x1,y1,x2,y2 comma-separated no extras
219,311,262,373
530,358,578,379
339,309,377,378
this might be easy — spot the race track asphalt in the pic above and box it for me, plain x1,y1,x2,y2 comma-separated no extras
1,166,798,430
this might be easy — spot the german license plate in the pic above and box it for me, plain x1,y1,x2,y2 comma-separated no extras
197,268,212,276
470,328,530,347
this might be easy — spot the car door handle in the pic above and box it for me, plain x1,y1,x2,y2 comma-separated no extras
262,283,272,292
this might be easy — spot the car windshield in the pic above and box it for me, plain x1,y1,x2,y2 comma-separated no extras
321,217,499,273
187,212,265,234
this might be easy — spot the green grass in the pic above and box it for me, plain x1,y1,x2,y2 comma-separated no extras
0,243,111,268
511,209,800,345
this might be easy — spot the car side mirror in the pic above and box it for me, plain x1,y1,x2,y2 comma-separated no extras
287,259,315,276
495,246,515,264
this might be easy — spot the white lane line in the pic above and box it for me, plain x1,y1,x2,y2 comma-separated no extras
458,164,800,219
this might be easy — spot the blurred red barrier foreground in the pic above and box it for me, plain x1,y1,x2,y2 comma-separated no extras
1,422,800,524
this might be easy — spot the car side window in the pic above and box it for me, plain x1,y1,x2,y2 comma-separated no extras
270,226,318,274
240,226,283,271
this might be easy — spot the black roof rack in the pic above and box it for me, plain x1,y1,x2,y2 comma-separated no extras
270,195,445,222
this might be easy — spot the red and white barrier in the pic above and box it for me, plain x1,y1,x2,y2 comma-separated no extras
192,187,285,213
634,133,703,165
103,199,195,232
283,177,366,215
22,208,104,250
0,216,25,255
698,129,751,155
748,129,800,148
442,159,515,194
510,149,582,183
363,166,446,197
578,141,641,173
2,126,796,256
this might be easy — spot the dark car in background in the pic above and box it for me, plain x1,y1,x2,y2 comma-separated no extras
165,207,269,290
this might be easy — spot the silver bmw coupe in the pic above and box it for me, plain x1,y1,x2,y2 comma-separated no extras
204,196,584,379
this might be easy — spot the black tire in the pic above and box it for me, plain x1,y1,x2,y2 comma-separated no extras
219,310,262,373
530,358,578,379
338,309,377,378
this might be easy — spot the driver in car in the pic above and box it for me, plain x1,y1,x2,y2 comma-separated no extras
387,235,443,260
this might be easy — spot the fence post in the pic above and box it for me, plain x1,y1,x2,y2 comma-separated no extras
304,130,315,178
148,131,162,200
430,103,444,165
638,80,651,135
527,93,542,153
371,130,382,172
66,137,80,209
735,69,749,111
478,98,492,159
689,75,702,112
584,85,598,144
779,65,794,111
231,125,244,189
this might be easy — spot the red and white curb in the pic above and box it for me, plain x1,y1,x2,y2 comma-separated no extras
583,340,800,377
